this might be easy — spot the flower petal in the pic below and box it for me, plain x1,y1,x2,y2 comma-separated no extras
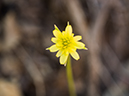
67,47,76,53
74,36,82,41
54,24,60,31
65,24,72,35
70,51,80,60
47,45,59,52
56,50,63,57
53,29,62,38
60,52,69,64
62,31,66,36
83,47,88,50
51,37,57,43
75,42,85,49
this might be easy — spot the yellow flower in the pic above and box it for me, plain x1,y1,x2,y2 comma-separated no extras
46,22,88,65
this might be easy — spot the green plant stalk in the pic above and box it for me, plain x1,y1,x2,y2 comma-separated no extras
66,55,77,96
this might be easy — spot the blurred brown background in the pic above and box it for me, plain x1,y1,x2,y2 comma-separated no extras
0,0,129,96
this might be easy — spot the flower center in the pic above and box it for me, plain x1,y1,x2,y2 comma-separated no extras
62,38,71,48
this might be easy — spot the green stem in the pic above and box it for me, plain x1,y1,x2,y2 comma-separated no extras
66,55,77,96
